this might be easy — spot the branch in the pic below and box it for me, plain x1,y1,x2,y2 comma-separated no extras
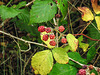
69,57,84,66
26,0,35,7
0,30,47,48
69,57,100,75
73,34,100,41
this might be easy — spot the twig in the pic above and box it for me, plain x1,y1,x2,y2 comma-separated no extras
0,19,11,28
53,17,57,25
0,56,11,65
69,57,100,74
81,21,91,34
91,22,100,33
53,17,59,47
13,39,31,52
23,48,37,74
0,30,47,48
26,0,35,7
93,54,100,66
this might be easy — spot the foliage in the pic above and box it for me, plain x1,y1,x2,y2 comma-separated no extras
57,0,69,19
0,0,100,75
31,50,53,75
48,63,77,75
78,36,89,52
52,47,69,64
29,0,57,24
0,5,20,20
66,34,78,52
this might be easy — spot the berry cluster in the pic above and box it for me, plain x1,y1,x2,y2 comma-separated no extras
76,65,99,75
38,26,56,46
38,25,67,46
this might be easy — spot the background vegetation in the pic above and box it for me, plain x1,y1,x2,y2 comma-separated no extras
0,0,100,75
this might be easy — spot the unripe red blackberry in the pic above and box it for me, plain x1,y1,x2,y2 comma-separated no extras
43,34,48,41
49,34,55,39
38,26,45,32
78,69,86,75
49,40,56,46
59,26,65,32
82,65,87,69
91,72,95,75
61,38,67,44
88,65,94,70
45,27,51,33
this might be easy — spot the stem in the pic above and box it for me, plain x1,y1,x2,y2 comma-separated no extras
6,0,13,6
26,0,35,7
73,34,100,41
0,30,47,48
81,21,91,34
69,57,84,66
53,18,59,47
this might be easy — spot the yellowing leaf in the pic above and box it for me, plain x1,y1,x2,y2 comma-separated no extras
31,50,53,75
78,36,89,52
95,16,100,30
78,7,94,22
41,32,55,48
79,43,89,52
66,34,78,52
52,47,69,64
91,0,100,14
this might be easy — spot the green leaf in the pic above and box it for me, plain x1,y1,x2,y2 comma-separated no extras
68,52,87,64
52,47,69,64
15,1,26,9
78,36,89,52
0,5,20,20
49,63,77,75
31,50,53,75
78,35,83,43
66,34,78,52
86,21,99,62
87,21,100,46
68,60,82,68
87,46,96,62
17,8,30,23
11,8,40,37
29,1,57,24
57,0,69,19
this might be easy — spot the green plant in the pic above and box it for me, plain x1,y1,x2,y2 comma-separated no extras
0,0,100,75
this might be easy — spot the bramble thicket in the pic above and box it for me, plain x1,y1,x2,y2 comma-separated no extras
0,0,100,75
